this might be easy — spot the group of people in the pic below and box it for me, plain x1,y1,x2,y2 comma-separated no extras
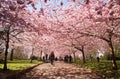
64,55,73,63
42,52,73,65
42,51,55,65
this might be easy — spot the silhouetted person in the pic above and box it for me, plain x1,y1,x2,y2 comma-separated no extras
45,54,48,60
64,55,67,62
97,56,100,62
66,55,69,63
43,56,45,62
55,57,58,61
69,55,72,63
49,51,55,65
64,55,69,63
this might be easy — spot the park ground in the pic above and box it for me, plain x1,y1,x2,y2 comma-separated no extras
0,60,120,79
19,61,103,79
0,60,41,79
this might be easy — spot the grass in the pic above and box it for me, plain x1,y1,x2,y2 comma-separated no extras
0,59,42,73
74,60,120,79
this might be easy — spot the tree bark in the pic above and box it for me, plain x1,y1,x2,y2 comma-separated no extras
74,46,86,63
109,41,117,70
81,46,86,63
73,52,76,62
3,27,10,71
40,50,42,61
30,48,34,63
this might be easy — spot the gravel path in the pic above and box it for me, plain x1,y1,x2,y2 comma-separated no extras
19,61,103,79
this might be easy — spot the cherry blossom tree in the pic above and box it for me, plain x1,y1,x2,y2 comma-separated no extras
71,0,120,69
0,0,36,71
0,0,120,71
71,0,119,69
43,0,120,69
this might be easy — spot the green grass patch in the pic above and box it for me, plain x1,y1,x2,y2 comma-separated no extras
0,60,42,72
74,60,120,79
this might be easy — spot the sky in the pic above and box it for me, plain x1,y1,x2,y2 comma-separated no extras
27,0,85,12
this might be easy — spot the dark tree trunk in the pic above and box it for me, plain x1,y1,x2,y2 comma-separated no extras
30,48,34,63
40,51,42,61
81,47,86,63
74,46,86,64
73,52,76,62
3,27,10,71
10,49,14,61
109,41,117,70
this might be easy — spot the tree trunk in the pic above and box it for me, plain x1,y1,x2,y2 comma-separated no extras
73,52,76,62
40,50,42,61
30,48,34,63
109,41,117,70
74,46,86,63
81,47,86,63
3,28,10,71
10,49,14,61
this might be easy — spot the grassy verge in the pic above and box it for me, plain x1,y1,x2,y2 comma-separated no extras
0,60,42,73
74,60,120,79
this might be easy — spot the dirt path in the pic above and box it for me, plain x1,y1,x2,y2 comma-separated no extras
19,61,103,79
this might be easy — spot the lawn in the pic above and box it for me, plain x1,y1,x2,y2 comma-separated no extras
74,60,120,79
0,60,42,72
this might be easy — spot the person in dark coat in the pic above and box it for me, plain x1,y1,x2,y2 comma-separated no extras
69,55,72,63
45,54,48,60
49,51,55,65
43,56,45,62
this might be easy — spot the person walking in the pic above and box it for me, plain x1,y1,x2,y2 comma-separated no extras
49,51,55,65
69,55,72,63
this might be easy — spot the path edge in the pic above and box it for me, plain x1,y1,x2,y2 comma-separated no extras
5,63,43,79
72,63,106,79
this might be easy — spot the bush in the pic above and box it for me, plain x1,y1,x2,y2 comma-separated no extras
0,59,4,63
30,55,38,60
106,53,120,60
116,54,120,60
